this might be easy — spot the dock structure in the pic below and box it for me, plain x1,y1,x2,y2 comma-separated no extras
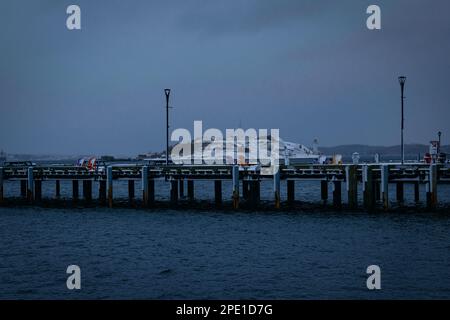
0,163,449,210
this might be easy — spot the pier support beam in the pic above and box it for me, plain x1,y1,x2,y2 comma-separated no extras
0,167,3,204
381,165,389,210
214,180,222,206
83,180,92,202
414,181,420,203
72,180,79,201
187,180,194,201
21,180,27,198
287,180,295,205
375,181,381,201
142,166,149,207
232,166,240,209
27,167,34,202
55,180,61,199
427,164,438,210
396,182,404,206
249,180,260,208
34,180,42,202
243,180,250,200
321,180,328,205
99,180,107,204
128,180,135,204
179,179,184,198
333,180,342,209
346,165,358,209
170,180,178,205
107,166,113,208
274,169,281,209
363,165,375,210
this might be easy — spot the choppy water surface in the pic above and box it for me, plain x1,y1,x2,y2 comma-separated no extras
0,180,450,299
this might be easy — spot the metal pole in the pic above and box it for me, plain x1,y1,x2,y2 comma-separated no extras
438,131,442,155
399,76,406,165
165,89,171,166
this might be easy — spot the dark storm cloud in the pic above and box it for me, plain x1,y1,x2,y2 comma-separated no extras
0,0,449,155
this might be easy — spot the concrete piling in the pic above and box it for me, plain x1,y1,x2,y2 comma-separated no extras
83,180,92,202
333,180,342,209
243,180,250,200
187,180,194,201
72,180,79,201
34,180,42,202
170,180,178,204
363,165,375,210
179,179,184,198
99,180,107,204
55,180,61,199
427,164,438,209
396,182,404,206
142,166,149,207
321,180,328,205
0,167,3,204
414,181,420,203
128,180,135,204
21,180,27,198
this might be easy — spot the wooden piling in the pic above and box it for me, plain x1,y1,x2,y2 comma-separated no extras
21,180,27,198
249,180,260,208
346,165,357,209
34,180,42,202
363,165,375,210
99,180,107,204
55,180,61,199
0,167,3,204
72,180,79,201
179,178,184,198
187,180,194,201
83,180,92,202
243,180,250,200
142,166,149,207
128,180,135,204
27,167,34,202
333,180,342,209
274,169,280,209
107,166,113,208
232,165,240,209
427,164,438,210
287,180,295,204
321,180,328,205
414,181,420,203
381,165,389,210
170,180,178,204
396,182,404,206
214,180,222,206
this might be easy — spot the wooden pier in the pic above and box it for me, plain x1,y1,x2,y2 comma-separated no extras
0,163,449,210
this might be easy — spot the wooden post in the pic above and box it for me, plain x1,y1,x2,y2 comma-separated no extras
321,180,328,205
381,165,389,210
55,180,61,199
72,180,79,201
149,179,155,205
243,180,250,200
427,164,438,210
187,180,194,201
21,180,27,198
0,167,3,204
170,180,178,204
414,181,420,203
142,166,149,207
27,167,34,202
363,165,375,210
396,182,404,206
99,180,107,204
107,166,113,208
333,180,342,209
249,180,259,208
128,180,135,204
232,165,240,209
179,178,184,198
346,165,357,209
375,180,381,201
83,180,92,202
287,180,295,204
274,169,280,209
34,180,42,202
214,180,222,206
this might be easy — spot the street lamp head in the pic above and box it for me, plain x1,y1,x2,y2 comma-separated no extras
398,76,406,85
164,88,171,97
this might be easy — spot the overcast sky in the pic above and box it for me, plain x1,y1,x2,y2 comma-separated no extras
0,0,449,155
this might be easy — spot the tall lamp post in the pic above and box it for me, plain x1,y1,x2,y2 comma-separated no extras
438,131,442,154
398,76,406,165
165,89,171,166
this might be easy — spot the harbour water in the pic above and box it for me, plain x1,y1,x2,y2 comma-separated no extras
1,180,450,299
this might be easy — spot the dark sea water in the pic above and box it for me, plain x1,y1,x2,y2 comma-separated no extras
1,180,450,299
